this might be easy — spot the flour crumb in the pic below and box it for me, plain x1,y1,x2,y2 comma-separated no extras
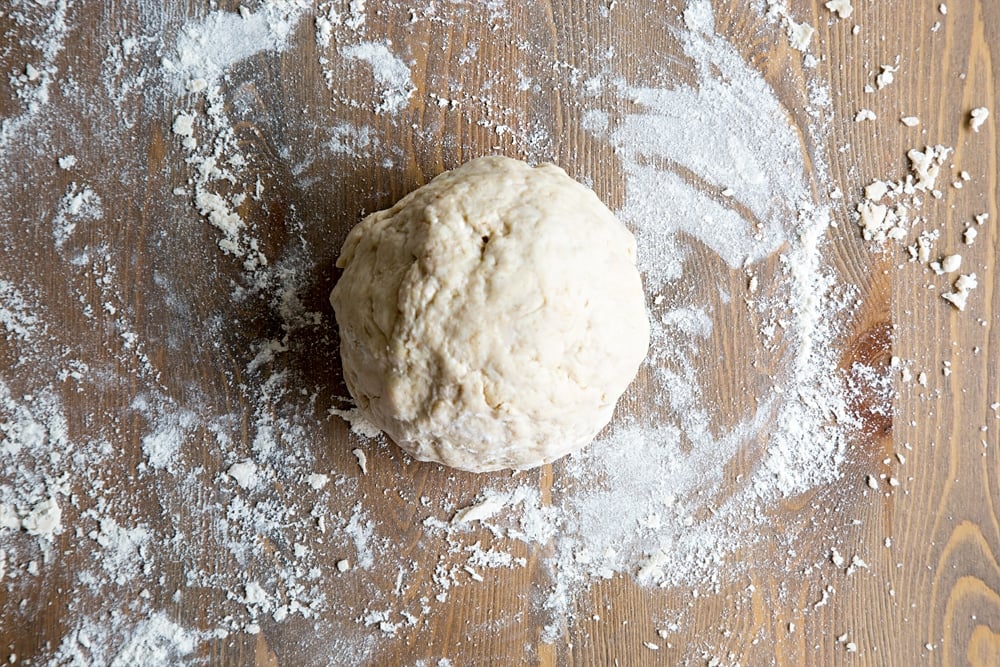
452,495,507,524
58,154,77,169
340,41,416,114
847,555,869,574
172,112,194,137
908,145,952,191
900,116,919,127
306,473,329,490
227,460,258,489
940,254,962,273
244,581,267,607
941,273,977,311
788,22,815,51
766,1,815,51
330,407,382,438
824,0,853,19
352,448,368,474
970,107,989,132
864,180,888,202
172,112,197,149
876,64,897,90
22,497,62,538
855,108,876,122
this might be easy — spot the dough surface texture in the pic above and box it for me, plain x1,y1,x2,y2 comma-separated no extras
330,156,649,472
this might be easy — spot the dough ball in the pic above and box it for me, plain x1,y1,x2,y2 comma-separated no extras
330,156,649,472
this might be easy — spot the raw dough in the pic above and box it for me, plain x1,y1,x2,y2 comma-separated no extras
330,156,649,472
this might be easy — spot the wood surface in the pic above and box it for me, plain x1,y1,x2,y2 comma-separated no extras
1,0,998,665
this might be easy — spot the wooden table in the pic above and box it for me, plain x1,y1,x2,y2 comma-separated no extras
1,0,997,664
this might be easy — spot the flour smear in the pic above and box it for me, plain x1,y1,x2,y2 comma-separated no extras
0,0,885,664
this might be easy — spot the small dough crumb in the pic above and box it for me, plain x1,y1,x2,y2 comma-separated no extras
940,254,961,273
788,21,815,51
970,107,989,132
306,473,329,489
855,108,877,122
352,448,368,475
876,64,897,90
824,0,853,19
227,460,258,489
942,273,978,311
452,496,506,524
900,116,919,127
908,145,952,191
864,180,888,202
172,113,195,137
22,498,62,538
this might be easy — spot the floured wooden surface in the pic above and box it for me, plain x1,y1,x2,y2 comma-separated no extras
0,0,997,664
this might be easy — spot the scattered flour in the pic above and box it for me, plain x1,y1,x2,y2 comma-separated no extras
0,280,41,340
133,396,198,471
340,41,417,114
592,0,811,280
766,0,816,51
52,184,102,249
162,1,310,92
22,497,63,539
331,406,383,438
53,612,198,666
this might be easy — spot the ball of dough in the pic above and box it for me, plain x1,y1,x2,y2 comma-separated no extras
330,156,649,472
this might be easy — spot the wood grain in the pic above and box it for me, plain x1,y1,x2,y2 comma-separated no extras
0,0,997,665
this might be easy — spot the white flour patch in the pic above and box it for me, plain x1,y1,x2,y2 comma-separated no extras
345,503,376,569
53,612,199,666
325,123,380,157
132,395,199,472
53,184,103,249
90,517,153,585
162,1,310,92
595,0,809,283
0,280,41,340
340,41,417,114
0,0,72,156
659,307,714,338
